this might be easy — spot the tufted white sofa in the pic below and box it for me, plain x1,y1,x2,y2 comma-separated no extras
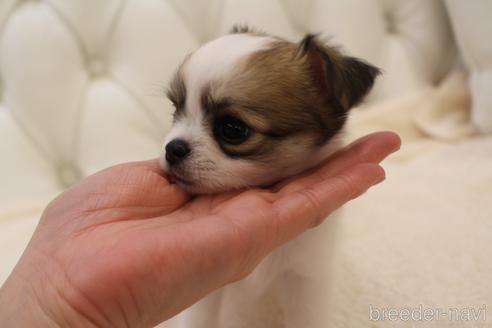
1,1,492,327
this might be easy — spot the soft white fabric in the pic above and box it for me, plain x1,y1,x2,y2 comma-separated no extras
446,0,492,133
323,135,492,327
1,1,490,327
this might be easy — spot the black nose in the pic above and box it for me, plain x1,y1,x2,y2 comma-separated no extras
165,139,191,166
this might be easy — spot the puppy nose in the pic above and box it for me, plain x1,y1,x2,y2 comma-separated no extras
165,139,191,165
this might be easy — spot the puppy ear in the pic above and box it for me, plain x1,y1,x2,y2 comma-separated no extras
230,24,251,34
299,34,381,110
230,24,264,35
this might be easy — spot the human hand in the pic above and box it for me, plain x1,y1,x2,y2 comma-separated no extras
0,132,400,328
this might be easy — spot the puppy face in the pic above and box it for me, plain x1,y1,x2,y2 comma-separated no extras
160,28,380,194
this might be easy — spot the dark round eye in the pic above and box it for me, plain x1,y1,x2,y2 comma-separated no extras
215,116,250,145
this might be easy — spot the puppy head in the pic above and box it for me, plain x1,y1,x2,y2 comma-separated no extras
160,27,380,194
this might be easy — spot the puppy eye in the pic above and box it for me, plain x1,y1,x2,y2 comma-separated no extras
215,116,250,145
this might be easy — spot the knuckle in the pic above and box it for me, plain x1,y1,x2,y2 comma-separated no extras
332,173,358,198
225,219,259,277
297,188,324,227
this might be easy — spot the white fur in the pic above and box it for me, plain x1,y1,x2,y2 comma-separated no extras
171,214,339,328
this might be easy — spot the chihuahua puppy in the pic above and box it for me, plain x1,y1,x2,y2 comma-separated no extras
160,26,379,328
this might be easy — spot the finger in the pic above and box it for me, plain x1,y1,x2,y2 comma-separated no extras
340,131,401,164
274,131,399,195
91,159,190,215
271,163,385,246
125,158,169,177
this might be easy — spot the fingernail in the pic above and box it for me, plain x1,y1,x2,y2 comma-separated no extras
373,174,386,185
391,134,402,153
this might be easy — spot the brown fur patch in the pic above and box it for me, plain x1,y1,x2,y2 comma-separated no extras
206,42,335,161
298,34,381,109
203,34,380,161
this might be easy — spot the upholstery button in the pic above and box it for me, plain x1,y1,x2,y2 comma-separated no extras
87,55,107,78
384,12,396,34
57,163,81,188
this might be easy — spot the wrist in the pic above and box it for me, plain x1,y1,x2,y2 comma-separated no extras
0,267,96,328
0,273,59,327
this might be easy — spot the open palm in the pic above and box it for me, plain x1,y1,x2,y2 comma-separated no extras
3,132,400,328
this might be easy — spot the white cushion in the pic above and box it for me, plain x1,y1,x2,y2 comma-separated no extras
446,0,492,133
0,107,60,209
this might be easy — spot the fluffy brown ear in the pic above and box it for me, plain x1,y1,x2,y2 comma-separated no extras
299,34,381,110
230,24,264,35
